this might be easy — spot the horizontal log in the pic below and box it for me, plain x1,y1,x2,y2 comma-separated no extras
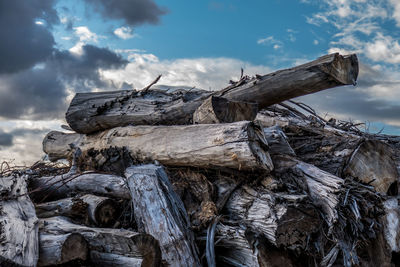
218,53,358,108
35,194,120,227
29,172,130,202
43,121,273,171
89,251,142,266
126,164,201,266
39,216,161,266
66,53,358,134
193,96,258,124
0,175,38,267
38,233,88,266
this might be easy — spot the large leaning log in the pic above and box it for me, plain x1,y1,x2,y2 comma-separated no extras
126,164,201,267
0,175,38,266
29,172,130,201
35,194,120,227
43,121,273,171
39,216,161,267
38,233,88,266
66,53,358,134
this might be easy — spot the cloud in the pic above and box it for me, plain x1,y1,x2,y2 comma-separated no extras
69,26,104,55
257,36,283,50
114,26,136,39
0,130,13,147
0,0,58,74
101,53,273,90
83,0,167,26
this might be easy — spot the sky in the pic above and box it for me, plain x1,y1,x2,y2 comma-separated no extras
1,0,400,165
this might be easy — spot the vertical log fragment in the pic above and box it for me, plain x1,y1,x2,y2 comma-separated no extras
0,175,38,266
126,164,201,267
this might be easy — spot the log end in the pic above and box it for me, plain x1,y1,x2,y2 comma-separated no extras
61,233,88,263
344,140,398,195
94,199,120,227
43,131,78,162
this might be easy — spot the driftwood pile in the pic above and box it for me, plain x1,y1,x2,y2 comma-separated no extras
1,53,400,266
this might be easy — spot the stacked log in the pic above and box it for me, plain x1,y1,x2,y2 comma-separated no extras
4,52,400,266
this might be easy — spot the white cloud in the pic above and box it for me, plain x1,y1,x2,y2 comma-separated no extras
101,53,273,90
69,26,104,56
389,0,400,26
257,36,283,49
114,26,137,40
313,39,319,45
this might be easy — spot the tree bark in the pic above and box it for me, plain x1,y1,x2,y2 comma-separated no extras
273,155,344,226
39,216,161,267
65,53,358,134
125,164,201,267
218,53,358,108
43,121,273,171
225,183,320,250
0,175,38,267
266,115,398,195
38,233,88,266
35,194,120,227
89,251,142,267
193,96,258,124
29,172,130,202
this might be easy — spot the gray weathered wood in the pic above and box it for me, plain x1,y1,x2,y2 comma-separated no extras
383,197,400,253
273,155,344,226
39,216,161,267
225,182,320,249
43,121,273,171
0,175,39,267
193,96,258,124
35,194,120,227
66,53,358,134
38,233,88,266
29,172,130,201
125,164,201,267
218,53,358,108
89,251,142,267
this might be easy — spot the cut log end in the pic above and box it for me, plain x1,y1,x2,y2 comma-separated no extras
94,198,120,227
61,233,88,264
193,96,258,124
344,140,398,195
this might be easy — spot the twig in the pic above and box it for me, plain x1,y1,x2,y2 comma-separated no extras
142,75,162,93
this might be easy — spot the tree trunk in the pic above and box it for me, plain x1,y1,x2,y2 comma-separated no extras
193,96,258,124
273,155,343,226
125,164,201,267
65,53,358,134
383,197,400,253
0,175,38,267
225,183,320,250
38,233,88,266
35,194,120,227
218,53,358,108
89,251,142,267
43,121,273,171
29,172,130,202
267,115,398,195
39,216,161,267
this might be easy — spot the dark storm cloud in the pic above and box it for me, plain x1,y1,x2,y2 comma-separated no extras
0,130,13,147
52,45,128,91
0,45,128,119
0,0,59,74
84,0,167,25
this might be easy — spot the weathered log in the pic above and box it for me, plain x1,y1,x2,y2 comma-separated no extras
43,121,273,171
125,164,201,267
66,53,358,134
90,251,142,266
193,96,258,124
38,233,88,266
198,223,297,267
263,113,399,195
35,194,120,227
39,216,161,267
273,155,343,226
218,53,358,109
383,197,400,253
225,182,320,250
0,175,38,267
29,172,130,202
